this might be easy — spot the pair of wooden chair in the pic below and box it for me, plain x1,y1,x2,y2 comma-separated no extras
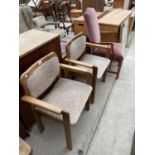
20,31,111,149
20,37,111,150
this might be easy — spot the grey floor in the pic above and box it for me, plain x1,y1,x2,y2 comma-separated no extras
26,35,135,155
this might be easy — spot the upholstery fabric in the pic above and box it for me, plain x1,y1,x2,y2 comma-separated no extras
84,7,124,62
84,8,101,43
61,42,67,58
69,35,86,59
33,16,47,28
20,5,34,29
93,43,124,62
27,57,60,98
36,78,92,124
19,7,29,33
80,54,110,78
33,16,66,37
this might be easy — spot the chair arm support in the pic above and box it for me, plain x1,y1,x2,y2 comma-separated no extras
21,95,62,115
64,58,96,69
60,63,92,76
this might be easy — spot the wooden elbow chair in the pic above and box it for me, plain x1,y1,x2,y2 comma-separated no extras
51,0,73,33
65,32,111,103
20,52,93,150
84,7,125,79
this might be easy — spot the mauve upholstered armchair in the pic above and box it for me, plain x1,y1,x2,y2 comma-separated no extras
20,52,93,150
65,32,110,103
84,7,125,79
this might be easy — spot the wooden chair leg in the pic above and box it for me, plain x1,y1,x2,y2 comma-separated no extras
62,112,72,150
102,67,108,82
116,61,122,79
32,109,44,133
85,97,91,111
91,66,98,103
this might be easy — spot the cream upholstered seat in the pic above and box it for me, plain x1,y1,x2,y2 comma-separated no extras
80,54,110,79
65,32,110,102
36,78,92,124
20,52,92,150
84,7,125,79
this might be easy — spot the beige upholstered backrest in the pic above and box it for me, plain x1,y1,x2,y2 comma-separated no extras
20,53,60,98
33,16,47,28
19,5,34,33
66,33,86,60
19,7,29,33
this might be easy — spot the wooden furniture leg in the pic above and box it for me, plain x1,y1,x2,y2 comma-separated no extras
91,66,98,103
32,109,45,133
62,111,72,150
116,61,122,79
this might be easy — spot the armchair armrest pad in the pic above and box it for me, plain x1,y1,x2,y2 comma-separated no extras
86,42,111,50
60,63,92,76
21,95,62,115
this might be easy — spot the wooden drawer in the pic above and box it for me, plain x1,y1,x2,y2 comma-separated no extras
73,22,86,34
70,9,82,18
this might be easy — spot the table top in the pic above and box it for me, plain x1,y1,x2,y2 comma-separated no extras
19,29,59,58
98,9,132,26
74,12,104,22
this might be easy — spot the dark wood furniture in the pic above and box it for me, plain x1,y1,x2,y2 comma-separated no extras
113,0,134,10
19,29,61,129
82,0,105,12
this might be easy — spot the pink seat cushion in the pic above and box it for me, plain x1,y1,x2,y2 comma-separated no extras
93,43,124,62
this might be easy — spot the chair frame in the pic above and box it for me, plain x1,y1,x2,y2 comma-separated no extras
87,41,122,79
20,52,93,150
65,32,111,102
84,8,124,79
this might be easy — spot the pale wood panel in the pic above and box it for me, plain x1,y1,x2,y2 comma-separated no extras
19,29,59,58
98,9,131,26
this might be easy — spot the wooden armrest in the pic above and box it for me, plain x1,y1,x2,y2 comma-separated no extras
86,42,111,50
21,95,62,115
60,63,92,76
65,58,96,69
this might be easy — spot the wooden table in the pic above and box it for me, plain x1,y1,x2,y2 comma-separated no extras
98,9,132,46
73,9,132,47
19,29,61,130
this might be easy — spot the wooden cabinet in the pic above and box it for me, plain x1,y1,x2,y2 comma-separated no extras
113,0,133,10
73,12,104,34
98,9,131,46
19,29,61,129
82,0,104,12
